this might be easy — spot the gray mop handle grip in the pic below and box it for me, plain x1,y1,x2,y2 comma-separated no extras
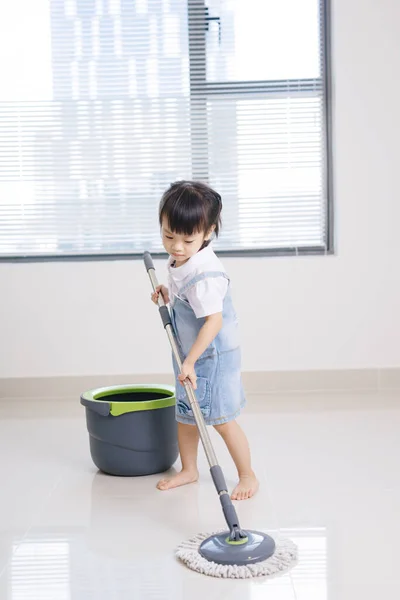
210,465,228,493
220,494,240,531
211,465,240,530
143,252,171,328
143,251,155,272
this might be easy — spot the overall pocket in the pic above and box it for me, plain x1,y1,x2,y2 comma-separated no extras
176,377,211,419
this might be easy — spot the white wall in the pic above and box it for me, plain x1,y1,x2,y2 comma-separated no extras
1,0,400,379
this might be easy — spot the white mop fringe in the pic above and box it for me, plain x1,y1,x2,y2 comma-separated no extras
176,531,298,579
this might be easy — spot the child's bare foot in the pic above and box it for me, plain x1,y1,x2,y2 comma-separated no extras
231,473,259,500
157,469,199,491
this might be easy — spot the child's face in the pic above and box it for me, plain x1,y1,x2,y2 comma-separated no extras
161,218,211,265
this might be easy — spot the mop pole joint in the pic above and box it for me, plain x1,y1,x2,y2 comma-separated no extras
211,465,247,541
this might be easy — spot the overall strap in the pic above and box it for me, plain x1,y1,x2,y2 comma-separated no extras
179,271,229,297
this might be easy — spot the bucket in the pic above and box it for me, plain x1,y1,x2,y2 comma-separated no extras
81,384,178,476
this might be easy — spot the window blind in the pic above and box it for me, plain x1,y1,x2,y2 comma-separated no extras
0,0,330,259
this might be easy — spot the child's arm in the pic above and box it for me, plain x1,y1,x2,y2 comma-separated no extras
178,312,223,389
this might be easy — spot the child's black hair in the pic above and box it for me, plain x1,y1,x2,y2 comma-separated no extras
159,180,222,238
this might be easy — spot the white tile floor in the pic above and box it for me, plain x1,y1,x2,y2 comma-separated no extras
1,391,400,599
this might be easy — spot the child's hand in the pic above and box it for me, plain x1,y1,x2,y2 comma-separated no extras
151,285,170,305
178,360,197,390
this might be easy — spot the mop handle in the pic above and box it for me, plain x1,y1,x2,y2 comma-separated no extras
144,252,244,540
144,251,218,468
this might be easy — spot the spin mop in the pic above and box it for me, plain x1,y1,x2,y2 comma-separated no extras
144,252,297,579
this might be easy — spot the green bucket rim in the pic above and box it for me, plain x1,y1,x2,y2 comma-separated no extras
81,384,176,417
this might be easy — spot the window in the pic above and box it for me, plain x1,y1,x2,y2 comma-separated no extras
0,0,332,259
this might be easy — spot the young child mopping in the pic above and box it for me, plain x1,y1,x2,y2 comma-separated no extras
152,181,258,501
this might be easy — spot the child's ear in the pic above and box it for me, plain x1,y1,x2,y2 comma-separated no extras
205,225,216,240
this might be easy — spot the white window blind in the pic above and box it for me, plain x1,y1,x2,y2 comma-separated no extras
0,0,331,259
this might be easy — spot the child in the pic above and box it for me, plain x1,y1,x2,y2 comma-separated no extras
151,180,258,501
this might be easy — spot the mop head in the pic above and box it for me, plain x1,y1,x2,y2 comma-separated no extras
176,530,298,579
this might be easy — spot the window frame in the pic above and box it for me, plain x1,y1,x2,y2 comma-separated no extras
0,0,333,263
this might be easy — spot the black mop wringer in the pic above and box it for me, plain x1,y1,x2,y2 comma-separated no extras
144,252,297,578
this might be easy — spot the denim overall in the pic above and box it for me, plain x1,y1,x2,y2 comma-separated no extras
170,271,246,426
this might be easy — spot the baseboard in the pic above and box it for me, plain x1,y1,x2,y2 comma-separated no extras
1,369,400,400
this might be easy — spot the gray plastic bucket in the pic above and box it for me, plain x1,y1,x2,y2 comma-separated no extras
81,384,178,476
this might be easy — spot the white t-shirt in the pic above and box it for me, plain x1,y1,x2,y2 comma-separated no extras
167,245,228,318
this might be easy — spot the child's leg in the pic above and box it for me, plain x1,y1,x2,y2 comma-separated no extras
213,420,259,501
157,422,200,490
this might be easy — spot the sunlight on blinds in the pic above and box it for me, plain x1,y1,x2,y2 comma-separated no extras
0,0,329,258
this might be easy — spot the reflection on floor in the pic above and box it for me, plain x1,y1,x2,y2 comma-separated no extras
0,390,399,599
